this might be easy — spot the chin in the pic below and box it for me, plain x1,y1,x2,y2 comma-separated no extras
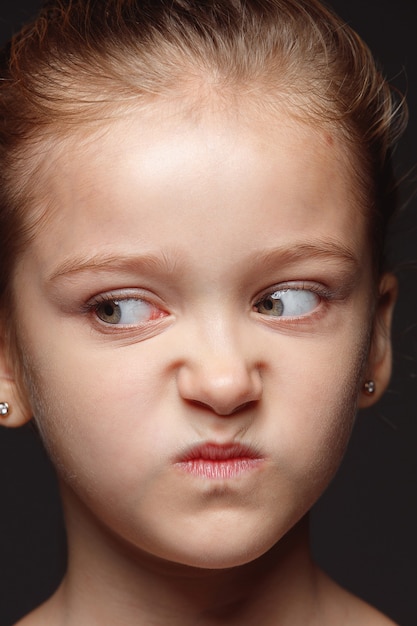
161,531,278,571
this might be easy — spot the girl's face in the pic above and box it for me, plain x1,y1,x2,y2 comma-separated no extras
9,100,392,569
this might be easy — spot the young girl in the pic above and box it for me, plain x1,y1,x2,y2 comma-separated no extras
0,0,408,624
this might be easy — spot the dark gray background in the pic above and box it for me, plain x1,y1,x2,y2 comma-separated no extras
0,1,416,625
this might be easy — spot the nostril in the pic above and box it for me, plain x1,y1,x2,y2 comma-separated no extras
230,401,256,415
184,398,257,417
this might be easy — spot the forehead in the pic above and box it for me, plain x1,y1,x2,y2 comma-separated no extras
20,98,366,274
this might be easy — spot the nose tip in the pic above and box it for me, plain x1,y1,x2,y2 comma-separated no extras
177,363,263,416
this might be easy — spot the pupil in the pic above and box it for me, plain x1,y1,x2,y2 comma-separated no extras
104,303,115,317
264,298,274,310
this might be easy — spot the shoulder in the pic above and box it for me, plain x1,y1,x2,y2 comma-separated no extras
316,569,398,626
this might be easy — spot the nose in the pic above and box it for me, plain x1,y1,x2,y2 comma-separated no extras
176,324,263,416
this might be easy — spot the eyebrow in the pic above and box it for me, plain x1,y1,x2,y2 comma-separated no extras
47,251,183,282
248,241,359,272
47,239,359,282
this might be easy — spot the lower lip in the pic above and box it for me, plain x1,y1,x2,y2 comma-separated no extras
176,458,263,479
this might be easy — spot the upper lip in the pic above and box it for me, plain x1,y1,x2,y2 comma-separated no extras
176,442,262,463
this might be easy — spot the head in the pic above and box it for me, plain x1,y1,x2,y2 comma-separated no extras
0,0,406,568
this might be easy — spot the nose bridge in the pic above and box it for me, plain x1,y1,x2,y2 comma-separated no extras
176,312,263,415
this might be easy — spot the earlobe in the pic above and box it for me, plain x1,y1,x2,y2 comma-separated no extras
0,375,33,428
0,332,32,428
358,273,398,409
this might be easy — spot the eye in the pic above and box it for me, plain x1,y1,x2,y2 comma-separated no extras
254,289,320,317
94,298,163,325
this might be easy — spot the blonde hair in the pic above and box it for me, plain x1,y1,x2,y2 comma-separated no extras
0,0,408,303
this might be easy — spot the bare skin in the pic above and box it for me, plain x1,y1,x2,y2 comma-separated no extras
2,99,397,625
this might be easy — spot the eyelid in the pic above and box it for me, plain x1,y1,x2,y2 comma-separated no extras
252,281,335,323
83,288,170,328
253,281,333,305
85,288,162,309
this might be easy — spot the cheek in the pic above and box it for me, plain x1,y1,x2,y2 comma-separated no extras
263,325,370,486
18,332,159,480
21,350,177,555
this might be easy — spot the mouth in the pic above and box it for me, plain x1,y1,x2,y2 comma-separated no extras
174,442,264,479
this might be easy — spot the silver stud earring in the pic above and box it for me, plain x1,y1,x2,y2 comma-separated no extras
0,402,10,416
363,380,375,395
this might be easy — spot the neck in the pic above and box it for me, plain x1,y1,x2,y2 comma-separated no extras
49,485,320,626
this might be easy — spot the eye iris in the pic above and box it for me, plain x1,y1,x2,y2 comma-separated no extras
96,301,121,324
258,295,284,316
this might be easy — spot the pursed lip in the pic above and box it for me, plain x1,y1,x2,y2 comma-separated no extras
174,442,265,479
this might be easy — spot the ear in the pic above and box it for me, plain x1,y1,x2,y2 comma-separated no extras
0,327,32,428
358,273,398,409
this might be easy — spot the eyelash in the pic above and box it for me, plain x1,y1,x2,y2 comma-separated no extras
253,282,333,319
83,291,167,328
82,281,334,332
